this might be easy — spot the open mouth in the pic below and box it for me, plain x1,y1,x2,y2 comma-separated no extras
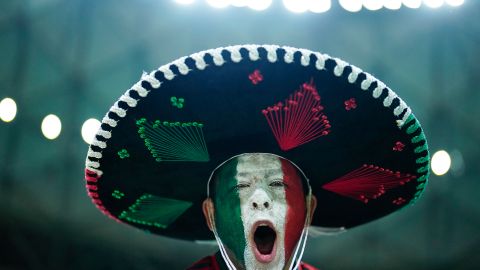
252,221,277,263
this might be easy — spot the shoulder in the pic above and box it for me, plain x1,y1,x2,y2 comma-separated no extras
186,255,218,270
299,261,320,270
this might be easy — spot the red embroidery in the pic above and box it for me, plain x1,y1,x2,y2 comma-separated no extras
322,164,416,204
344,98,357,110
85,169,120,222
393,141,405,152
392,197,407,205
248,69,263,85
262,79,331,151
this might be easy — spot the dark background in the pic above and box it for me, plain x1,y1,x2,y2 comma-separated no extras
0,0,479,269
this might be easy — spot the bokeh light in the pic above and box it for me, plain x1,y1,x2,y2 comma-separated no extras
41,114,62,140
339,0,363,12
445,0,464,6
0,97,17,122
384,0,402,9
206,0,230,8
431,150,452,176
423,0,444,8
82,118,101,144
283,0,310,13
310,0,332,13
363,0,383,11
174,0,195,4
402,0,422,8
248,0,272,11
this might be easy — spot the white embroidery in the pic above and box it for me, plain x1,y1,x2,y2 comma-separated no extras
383,88,397,107
91,138,107,149
132,81,149,97
283,46,296,64
373,81,386,98
348,66,362,84
119,93,138,107
190,52,208,70
158,65,175,80
227,46,243,63
333,58,348,77
313,52,326,70
394,99,408,116
174,57,190,75
245,45,260,61
299,49,311,66
264,45,279,63
110,102,126,118
87,149,102,159
102,116,117,128
97,129,111,139
361,73,375,90
211,48,225,66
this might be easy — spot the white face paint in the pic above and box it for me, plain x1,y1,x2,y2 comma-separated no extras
236,154,287,270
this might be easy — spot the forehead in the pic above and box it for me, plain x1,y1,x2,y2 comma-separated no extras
236,154,283,178
213,154,304,188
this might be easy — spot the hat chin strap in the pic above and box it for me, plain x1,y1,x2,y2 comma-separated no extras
212,191,313,270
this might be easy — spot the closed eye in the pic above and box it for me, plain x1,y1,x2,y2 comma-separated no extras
269,180,287,187
236,182,251,189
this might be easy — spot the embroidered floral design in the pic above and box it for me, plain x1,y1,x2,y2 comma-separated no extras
393,141,405,152
118,149,130,159
112,190,125,199
248,69,263,85
392,197,406,205
344,98,357,110
170,96,185,109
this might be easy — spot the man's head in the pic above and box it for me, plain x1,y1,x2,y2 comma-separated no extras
203,153,317,270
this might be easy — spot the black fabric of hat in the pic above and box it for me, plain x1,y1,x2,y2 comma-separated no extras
84,45,429,241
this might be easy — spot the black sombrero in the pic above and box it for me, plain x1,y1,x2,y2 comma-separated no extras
84,45,429,241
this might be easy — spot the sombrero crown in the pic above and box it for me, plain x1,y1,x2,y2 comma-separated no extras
85,45,429,241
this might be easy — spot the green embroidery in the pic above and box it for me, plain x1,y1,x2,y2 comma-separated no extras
416,156,429,164
417,165,429,174
170,96,185,109
136,118,209,162
411,133,426,144
112,190,125,199
117,149,130,159
414,144,428,154
416,182,426,190
118,194,192,229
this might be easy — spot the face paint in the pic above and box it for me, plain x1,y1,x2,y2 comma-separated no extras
213,157,247,264
212,153,307,270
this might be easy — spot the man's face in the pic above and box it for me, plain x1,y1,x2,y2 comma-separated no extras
211,153,307,270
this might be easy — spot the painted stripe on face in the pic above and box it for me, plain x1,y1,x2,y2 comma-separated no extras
213,157,247,264
236,154,288,270
280,158,306,263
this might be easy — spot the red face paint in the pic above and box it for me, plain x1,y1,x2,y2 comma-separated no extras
280,159,307,262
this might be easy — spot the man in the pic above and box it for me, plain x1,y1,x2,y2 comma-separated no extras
190,153,317,270
84,45,430,270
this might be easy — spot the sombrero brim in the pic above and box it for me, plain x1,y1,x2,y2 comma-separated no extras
85,45,429,241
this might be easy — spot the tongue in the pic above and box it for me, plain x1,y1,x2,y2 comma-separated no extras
254,226,276,255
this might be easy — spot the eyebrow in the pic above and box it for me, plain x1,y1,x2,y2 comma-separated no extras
236,169,282,178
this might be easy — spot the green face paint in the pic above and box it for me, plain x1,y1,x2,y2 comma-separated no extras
213,158,246,264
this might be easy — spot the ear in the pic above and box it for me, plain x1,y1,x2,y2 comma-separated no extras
202,198,215,231
307,195,317,226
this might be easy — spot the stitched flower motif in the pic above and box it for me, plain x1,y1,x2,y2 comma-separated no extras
392,197,406,205
112,190,125,199
170,96,185,109
248,69,263,85
393,141,405,152
118,149,130,159
344,98,357,110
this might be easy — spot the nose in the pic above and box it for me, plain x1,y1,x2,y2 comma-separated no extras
250,189,272,210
